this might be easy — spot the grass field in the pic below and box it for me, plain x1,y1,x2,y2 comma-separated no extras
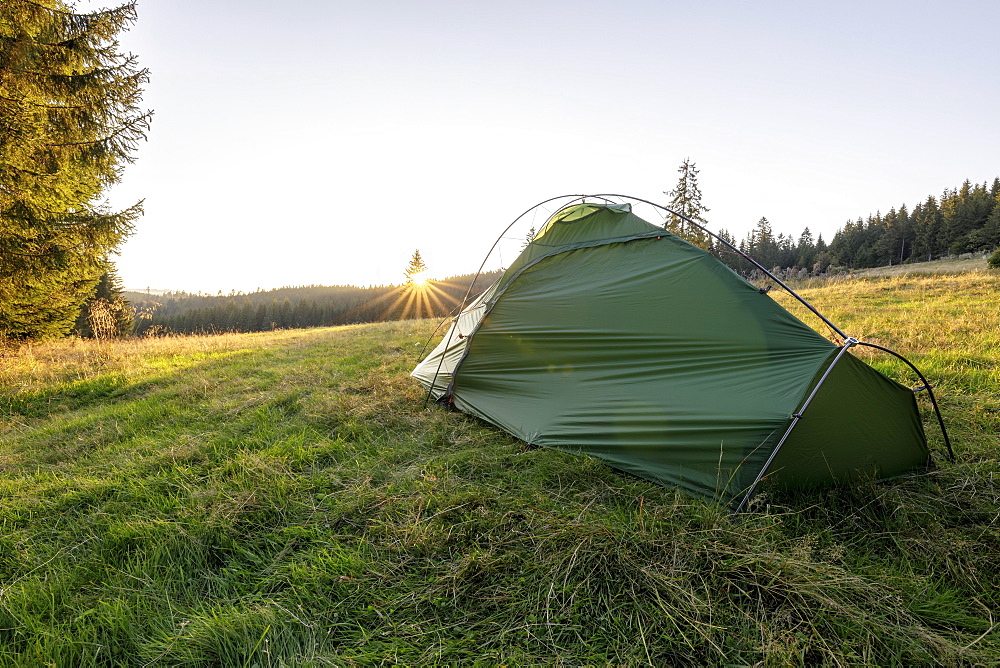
1,269,998,665
849,255,989,278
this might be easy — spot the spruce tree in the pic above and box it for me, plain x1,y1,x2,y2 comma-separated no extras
913,196,942,261
972,195,1000,251
0,0,150,340
664,158,710,248
711,228,743,272
796,227,816,269
404,250,428,285
750,217,778,269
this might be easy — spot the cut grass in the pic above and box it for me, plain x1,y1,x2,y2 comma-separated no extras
1,274,998,665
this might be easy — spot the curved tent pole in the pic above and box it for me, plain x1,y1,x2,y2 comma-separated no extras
733,338,860,513
613,193,955,487
422,194,589,407
733,340,954,513
414,300,466,363
608,193,955,495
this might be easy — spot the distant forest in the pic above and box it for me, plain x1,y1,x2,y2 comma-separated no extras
128,271,502,336
713,177,1000,277
128,177,999,336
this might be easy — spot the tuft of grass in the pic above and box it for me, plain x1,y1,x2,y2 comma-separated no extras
0,275,998,665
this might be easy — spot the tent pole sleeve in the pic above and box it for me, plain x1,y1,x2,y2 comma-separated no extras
855,341,954,462
733,339,859,513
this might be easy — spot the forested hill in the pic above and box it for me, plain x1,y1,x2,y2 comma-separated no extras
127,271,502,335
714,177,1000,276
826,178,1000,268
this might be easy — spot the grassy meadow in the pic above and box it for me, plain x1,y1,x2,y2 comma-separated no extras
1,269,998,665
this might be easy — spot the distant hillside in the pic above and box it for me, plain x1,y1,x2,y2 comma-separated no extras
126,271,503,335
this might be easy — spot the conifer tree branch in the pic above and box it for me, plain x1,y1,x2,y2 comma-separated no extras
0,0,149,340
16,0,125,19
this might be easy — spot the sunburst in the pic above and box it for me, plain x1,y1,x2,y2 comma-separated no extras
408,270,430,289
338,277,461,323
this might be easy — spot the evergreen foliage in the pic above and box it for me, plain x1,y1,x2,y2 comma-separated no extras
1,270,998,664
707,177,999,279
0,0,150,341
826,179,1000,269
129,174,999,337
403,249,427,285
664,158,710,248
74,263,133,337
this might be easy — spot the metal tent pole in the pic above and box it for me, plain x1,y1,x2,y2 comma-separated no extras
733,338,860,513
416,193,952,511
422,195,588,407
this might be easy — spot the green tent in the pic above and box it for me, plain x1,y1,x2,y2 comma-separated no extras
413,201,937,507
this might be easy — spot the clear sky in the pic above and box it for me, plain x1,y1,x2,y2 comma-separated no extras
78,0,1000,293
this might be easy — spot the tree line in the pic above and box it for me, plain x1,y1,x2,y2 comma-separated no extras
825,179,1000,269
710,178,1000,277
128,271,502,336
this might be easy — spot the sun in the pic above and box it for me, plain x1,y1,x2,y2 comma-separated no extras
408,270,429,288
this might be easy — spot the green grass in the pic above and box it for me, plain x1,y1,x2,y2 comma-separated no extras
1,272,999,665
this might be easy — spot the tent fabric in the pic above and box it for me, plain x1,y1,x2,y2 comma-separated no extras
411,202,930,505
766,351,928,489
410,288,491,401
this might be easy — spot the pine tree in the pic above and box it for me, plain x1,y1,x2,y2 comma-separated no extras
404,249,428,285
748,217,778,269
971,193,1000,251
0,1,151,341
664,158,710,248
875,208,901,266
711,228,743,273
913,196,942,260
796,227,816,269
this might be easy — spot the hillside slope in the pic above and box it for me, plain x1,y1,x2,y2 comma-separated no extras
1,272,998,665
